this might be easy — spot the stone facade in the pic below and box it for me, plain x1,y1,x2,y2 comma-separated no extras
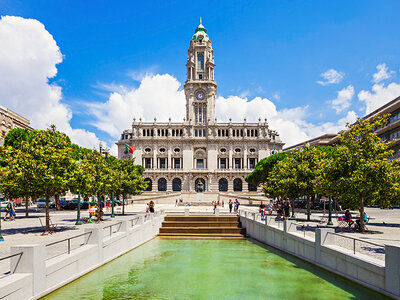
117,21,284,192
0,105,33,145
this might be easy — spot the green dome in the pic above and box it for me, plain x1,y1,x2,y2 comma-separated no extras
192,18,209,41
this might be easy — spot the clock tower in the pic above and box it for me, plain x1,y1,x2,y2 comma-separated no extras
184,19,217,125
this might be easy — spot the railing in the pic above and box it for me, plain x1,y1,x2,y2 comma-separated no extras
0,252,23,277
288,222,315,239
323,232,385,261
103,222,122,237
45,232,92,260
129,216,141,227
267,216,284,229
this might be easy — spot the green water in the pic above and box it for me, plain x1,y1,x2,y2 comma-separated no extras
44,238,389,300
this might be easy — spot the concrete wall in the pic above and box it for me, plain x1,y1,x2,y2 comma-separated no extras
239,212,400,299
0,213,164,300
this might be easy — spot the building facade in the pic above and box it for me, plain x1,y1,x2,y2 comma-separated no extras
0,105,33,145
117,21,284,192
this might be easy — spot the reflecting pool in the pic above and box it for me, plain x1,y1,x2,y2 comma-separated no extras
44,238,389,300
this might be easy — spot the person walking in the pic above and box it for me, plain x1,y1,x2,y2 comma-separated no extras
283,200,291,220
229,200,233,213
235,199,240,213
175,199,178,207
276,200,282,219
3,199,11,221
146,203,149,214
267,200,274,216
213,201,217,214
259,201,266,221
149,201,155,213
222,200,224,207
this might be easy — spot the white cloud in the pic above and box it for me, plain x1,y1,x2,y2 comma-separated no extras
0,16,103,149
358,81,400,114
330,85,354,113
317,69,344,85
373,63,395,83
88,74,185,137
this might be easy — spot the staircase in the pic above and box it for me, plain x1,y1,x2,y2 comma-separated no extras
158,215,246,239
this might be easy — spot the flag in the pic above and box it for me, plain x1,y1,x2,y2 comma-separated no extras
125,144,136,154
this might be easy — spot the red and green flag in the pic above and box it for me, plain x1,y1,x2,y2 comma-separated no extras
125,144,136,154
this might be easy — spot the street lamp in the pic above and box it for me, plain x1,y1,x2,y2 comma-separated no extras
327,195,333,225
75,191,82,225
111,192,115,218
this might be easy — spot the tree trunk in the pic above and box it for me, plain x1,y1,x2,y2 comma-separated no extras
307,195,311,221
45,195,50,232
25,196,29,217
122,194,125,215
360,194,365,233
55,194,61,211
96,193,102,222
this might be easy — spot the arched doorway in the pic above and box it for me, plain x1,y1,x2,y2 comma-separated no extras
195,178,206,192
172,178,182,191
158,178,167,191
144,178,152,191
233,178,242,191
218,178,228,192
248,183,257,192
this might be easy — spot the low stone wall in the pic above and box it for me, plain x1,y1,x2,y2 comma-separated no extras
0,213,165,300
240,211,400,299
127,192,182,204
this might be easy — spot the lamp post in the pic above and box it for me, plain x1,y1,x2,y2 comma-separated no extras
75,191,82,225
327,195,333,225
111,192,115,218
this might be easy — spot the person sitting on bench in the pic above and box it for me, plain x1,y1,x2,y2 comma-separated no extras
344,209,354,228
355,209,368,229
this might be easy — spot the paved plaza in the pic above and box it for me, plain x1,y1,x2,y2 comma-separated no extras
1,204,399,260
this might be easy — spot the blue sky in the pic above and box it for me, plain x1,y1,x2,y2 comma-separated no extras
1,0,400,152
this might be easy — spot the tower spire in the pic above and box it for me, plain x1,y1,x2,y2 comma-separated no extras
200,17,202,25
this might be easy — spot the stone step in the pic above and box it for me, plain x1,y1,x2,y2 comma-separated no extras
158,233,245,239
162,221,241,228
164,216,239,222
158,235,245,240
159,227,245,234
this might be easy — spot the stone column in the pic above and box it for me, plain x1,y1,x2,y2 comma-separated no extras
11,245,46,295
385,245,400,297
315,228,335,264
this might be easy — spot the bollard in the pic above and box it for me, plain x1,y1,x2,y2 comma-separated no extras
185,208,190,216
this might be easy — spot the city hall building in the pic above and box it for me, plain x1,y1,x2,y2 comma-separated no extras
117,20,284,193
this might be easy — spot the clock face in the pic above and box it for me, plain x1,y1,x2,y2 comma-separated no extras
196,91,205,100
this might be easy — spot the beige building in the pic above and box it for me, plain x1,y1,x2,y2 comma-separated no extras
0,105,33,145
117,20,284,192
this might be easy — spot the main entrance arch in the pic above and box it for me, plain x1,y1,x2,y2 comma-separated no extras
195,178,206,192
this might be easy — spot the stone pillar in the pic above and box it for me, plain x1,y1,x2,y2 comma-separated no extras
85,227,103,263
385,245,400,297
315,228,335,264
185,208,190,216
11,245,46,295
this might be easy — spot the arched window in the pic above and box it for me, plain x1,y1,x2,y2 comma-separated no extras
172,178,182,191
197,53,204,69
218,178,228,192
248,183,257,192
144,178,152,191
158,178,167,191
233,178,242,192
195,178,206,192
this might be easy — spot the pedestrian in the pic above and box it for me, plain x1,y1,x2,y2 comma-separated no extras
276,200,282,219
3,199,11,221
146,203,149,214
175,199,178,207
283,200,291,220
222,200,224,207
229,200,233,213
213,201,217,214
106,201,111,213
236,199,240,213
9,199,16,221
149,201,155,213
259,201,266,221
267,200,274,216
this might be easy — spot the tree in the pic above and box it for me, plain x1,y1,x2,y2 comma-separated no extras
316,115,400,232
20,125,74,232
114,159,146,215
264,146,323,221
246,152,288,187
2,128,35,216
